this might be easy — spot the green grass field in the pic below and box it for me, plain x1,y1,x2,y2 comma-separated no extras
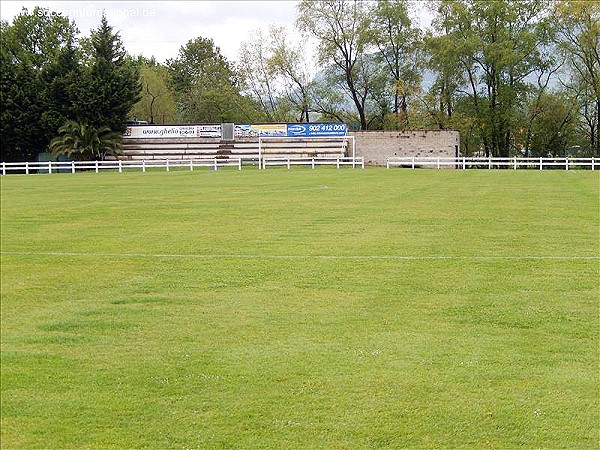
1,167,598,449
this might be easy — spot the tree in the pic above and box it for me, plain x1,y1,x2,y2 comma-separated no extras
49,120,122,160
39,38,83,143
555,1,600,155
423,1,466,130
0,38,42,162
367,0,424,129
238,25,316,123
3,6,78,70
267,25,315,122
76,14,141,132
168,37,262,122
428,0,554,157
519,90,577,157
238,28,282,121
309,76,355,124
0,8,79,162
297,0,373,130
131,58,177,124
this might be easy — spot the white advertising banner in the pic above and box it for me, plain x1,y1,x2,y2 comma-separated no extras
124,123,347,139
124,125,222,138
234,124,287,138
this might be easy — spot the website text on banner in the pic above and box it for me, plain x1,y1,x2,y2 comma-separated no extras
124,125,222,138
124,123,348,139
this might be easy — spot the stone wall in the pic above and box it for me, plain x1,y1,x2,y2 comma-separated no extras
349,130,460,166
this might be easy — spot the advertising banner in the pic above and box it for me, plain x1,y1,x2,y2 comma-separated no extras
195,125,222,138
286,123,347,137
234,124,287,138
124,125,221,138
124,123,347,139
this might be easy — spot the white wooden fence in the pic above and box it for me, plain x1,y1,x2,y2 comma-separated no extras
386,157,597,170
3,156,597,174
261,156,364,169
1,156,365,175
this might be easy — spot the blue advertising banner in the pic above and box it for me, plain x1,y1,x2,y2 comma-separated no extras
286,123,347,137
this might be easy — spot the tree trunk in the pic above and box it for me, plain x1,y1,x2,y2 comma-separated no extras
595,99,600,155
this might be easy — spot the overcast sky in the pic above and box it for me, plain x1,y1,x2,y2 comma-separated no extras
1,1,302,63
1,1,433,64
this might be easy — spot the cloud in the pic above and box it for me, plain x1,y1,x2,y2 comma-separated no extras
1,1,432,64
1,0,300,62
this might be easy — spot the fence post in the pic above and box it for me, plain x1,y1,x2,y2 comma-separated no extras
258,138,262,170
214,159,217,171
337,157,340,169
118,160,123,173
312,158,315,169
361,158,364,169
166,160,170,172
437,157,440,170
513,157,517,170
463,157,466,170
25,161,29,175
412,157,415,169
593,158,596,171
565,158,569,171
238,158,241,171
48,161,52,174
190,160,193,171
539,157,543,170
287,158,291,170
488,158,492,170
71,161,75,174
2,162,5,176
142,160,146,173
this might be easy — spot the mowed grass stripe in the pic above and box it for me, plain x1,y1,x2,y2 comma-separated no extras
1,168,598,449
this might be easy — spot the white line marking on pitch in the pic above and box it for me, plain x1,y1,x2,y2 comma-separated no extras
230,185,329,194
1,251,598,261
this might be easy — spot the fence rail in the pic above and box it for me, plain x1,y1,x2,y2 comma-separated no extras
386,156,597,170
261,156,364,169
3,157,596,174
1,157,365,175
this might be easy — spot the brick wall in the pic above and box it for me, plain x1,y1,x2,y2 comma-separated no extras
349,130,460,166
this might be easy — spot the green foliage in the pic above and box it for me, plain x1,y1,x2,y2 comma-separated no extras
3,6,78,70
427,0,554,157
516,89,578,157
238,28,290,122
1,9,140,162
368,0,424,128
297,0,372,129
131,60,177,124
75,15,141,132
48,120,123,160
554,1,600,155
0,36,43,161
0,8,78,161
167,37,262,123
267,26,314,122
39,40,83,143
238,25,315,123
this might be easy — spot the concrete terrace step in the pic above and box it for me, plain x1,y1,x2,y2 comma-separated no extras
121,137,349,161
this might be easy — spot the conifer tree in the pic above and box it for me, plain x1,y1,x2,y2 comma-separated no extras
77,14,141,132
